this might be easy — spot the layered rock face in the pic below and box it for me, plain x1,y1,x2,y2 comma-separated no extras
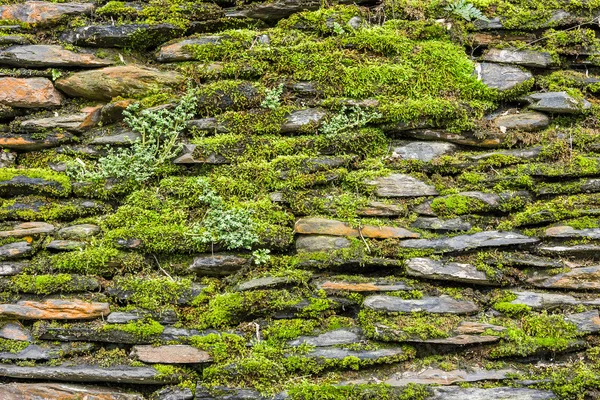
2,1,600,399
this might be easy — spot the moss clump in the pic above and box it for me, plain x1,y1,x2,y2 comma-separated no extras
103,318,165,341
358,309,461,341
108,276,193,311
288,383,429,400
430,194,489,216
0,168,71,197
0,338,29,354
39,245,145,276
11,274,72,295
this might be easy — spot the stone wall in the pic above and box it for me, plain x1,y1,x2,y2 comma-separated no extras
1,0,600,399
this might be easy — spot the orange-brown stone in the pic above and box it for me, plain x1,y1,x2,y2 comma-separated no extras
0,1,94,26
131,345,212,364
0,382,143,400
294,217,419,239
0,299,109,320
0,77,63,108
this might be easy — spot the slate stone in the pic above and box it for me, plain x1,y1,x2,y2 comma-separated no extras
522,92,591,114
0,151,16,168
0,1,94,27
537,244,600,258
106,310,178,325
0,222,54,238
187,118,229,134
488,253,564,269
235,276,289,291
411,217,472,232
0,132,75,151
0,383,144,400
357,201,404,217
429,387,556,400
91,131,141,145
0,342,94,361
287,329,362,347
399,231,538,252
174,144,230,164
383,367,516,386
363,295,479,314
0,262,26,276
391,141,457,162
295,217,419,239
405,258,496,285
226,0,323,23
401,128,506,148
302,346,407,362
545,225,600,239
195,386,288,400
317,279,412,293
509,291,579,310
18,107,101,133
408,335,499,345
295,235,351,252
0,45,112,68
455,321,506,334
493,111,550,132
57,224,101,239
475,62,533,92
0,176,69,198
482,48,556,68
131,345,211,364
280,108,327,133
0,299,109,320
0,35,32,45
0,77,63,108
366,173,438,197
60,24,184,49
0,198,109,222
45,240,86,251
157,36,223,62
0,322,31,341
528,266,600,290
189,254,248,276
565,310,600,333
0,242,33,260
0,364,181,384
469,146,543,162
154,386,194,400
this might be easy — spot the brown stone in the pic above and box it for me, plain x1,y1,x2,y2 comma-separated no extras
0,299,110,320
19,105,102,132
318,280,412,293
0,1,94,26
455,321,506,335
0,132,75,151
294,217,419,239
131,345,211,364
384,367,516,386
0,45,113,68
0,222,55,238
0,382,144,400
412,335,499,345
55,65,183,100
0,322,31,341
0,77,63,108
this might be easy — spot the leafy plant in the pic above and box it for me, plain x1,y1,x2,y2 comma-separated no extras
320,105,382,138
252,249,271,265
445,0,489,22
260,84,285,110
67,87,197,183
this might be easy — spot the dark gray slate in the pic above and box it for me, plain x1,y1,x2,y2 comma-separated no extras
363,295,479,314
399,231,538,252
522,92,591,114
287,329,362,347
482,48,556,68
405,258,496,285
366,173,438,197
391,141,457,162
429,387,556,400
475,62,533,92
189,254,248,276
60,24,184,49
0,242,33,260
411,217,472,232
565,310,600,333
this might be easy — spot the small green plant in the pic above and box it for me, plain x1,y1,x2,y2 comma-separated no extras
67,87,197,184
260,84,284,110
252,249,271,265
320,106,382,138
51,69,62,81
332,22,345,35
445,0,489,22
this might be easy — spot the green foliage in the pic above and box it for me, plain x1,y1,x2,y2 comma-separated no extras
103,318,165,340
252,249,271,265
67,88,197,184
108,276,193,311
261,84,284,110
445,0,489,21
0,168,71,197
320,106,382,138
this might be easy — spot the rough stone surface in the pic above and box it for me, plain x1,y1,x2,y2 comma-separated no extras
385,367,515,385
0,383,144,400
366,173,438,197
482,48,556,68
0,322,32,341
545,225,600,239
400,231,538,252
493,111,550,132
295,217,419,239
189,254,248,276
0,262,26,276
131,345,212,364
0,299,109,320
60,24,184,49
0,242,33,260
295,235,351,252
528,266,600,290
405,258,496,285
157,36,223,62
288,329,362,347
0,132,75,151
280,108,327,133
522,92,592,114
0,1,94,26
57,224,101,239
317,280,412,292
0,77,63,108
391,141,457,162
476,62,533,91
0,45,112,68
411,217,472,232
363,295,479,314
429,387,556,400
0,222,54,238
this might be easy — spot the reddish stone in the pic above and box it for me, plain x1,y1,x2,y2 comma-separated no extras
0,299,109,320
295,217,419,239
0,77,63,108
0,382,143,400
0,1,94,27
131,345,212,364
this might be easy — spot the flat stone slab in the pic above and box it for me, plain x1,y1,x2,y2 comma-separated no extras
235,276,289,291
528,266,600,290
537,244,600,258
295,217,419,239
296,235,351,252
0,299,109,320
429,387,556,400
0,45,112,68
482,48,556,68
0,382,144,400
409,334,499,345
545,226,600,239
0,364,181,384
455,321,506,334
18,107,100,133
391,141,457,162
0,1,94,26
45,240,86,251
0,222,54,238
157,36,223,62
522,91,591,114
0,242,33,260
188,254,248,276
0,342,94,361
60,24,184,49
357,201,404,217
509,291,579,310
288,329,362,347
57,224,101,239
317,279,412,292
131,345,211,364
280,108,327,133
493,111,549,132
0,77,63,108
0,132,75,151
469,147,542,162
411,217,472,232
385,367,516,386
366,173,438,197
363,295,479,314
0,262,26,276
55,65,183,100
90,131,141,145
400,231,538,252
303,346,407,362
566,310,600,333
476,62,533,92
405,258,496,285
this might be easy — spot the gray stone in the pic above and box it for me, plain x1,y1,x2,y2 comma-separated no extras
0,2,95,27
225,0,323,23
399,231,538,252
302,346,407,362
154,386,194,400
522,92,591,114
411,217,472,232
316,279,412,293
235,276,289,291
363,295,479,314
0,242,33,260
357,201,404,217
189,254,248,276
0,364,182,384
566,310,600,333
545,225,600,239
527,266,600,290
280,108,327,133
195,385,288,400
510,291,579,310
45,240,86,251
131,345,211,364
187,118,228,134
391,141,457,162
469,146,543,162
0,262,26,276
0,45,112,68
475,62,533,92
409,335,499,345
0,222,54,238
18,109,100,133
296,235,351,252
0,35,32,45
429,387,556,400
91,131,141,145
157,36,223,62
288,329,362,347
482,48,556,68
405,258,496,285
493,112,550,132
60,24,184,49
537,244,600,258
0,342,94,361
57,224,101,239
0,175,69,198
488,253,563,269
173,144,229,165
0,151,16,168
366,173,438,197
383,367,516,386
455,321,506,334
0,322,31,341
0,383,144,400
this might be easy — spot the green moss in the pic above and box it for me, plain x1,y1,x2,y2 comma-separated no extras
0,338,29,354
493,302,532,317
0,168,71,197
288,383,429,400
40,245,145,276
430,194,489,216
103,318,165,340
108,276,193,311
358,309,461,341
11,273,72,295
96,1,139,17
